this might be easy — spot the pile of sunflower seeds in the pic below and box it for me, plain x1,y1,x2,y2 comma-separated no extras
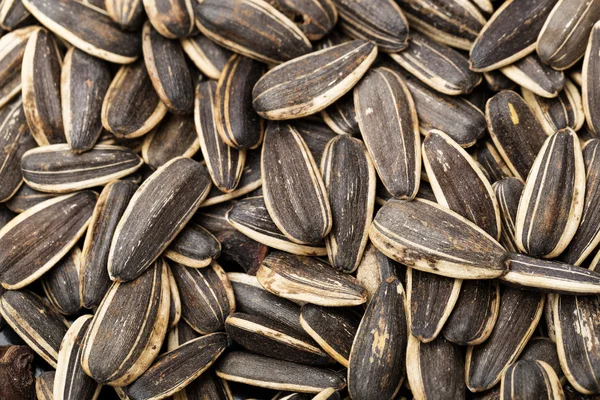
2,0,600,398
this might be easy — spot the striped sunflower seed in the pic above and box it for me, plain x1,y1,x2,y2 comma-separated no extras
108,157,211,281
314,28,350,50
81,259,170,386
320,93,359,135
143,0,194,39
0,26,38,109
493,177,524,253
484,70,516,92
4,183,58,213
252,40,377,120
500,53,565,98
54,314,101,400
515,128,585,258
36,371,55,400
166,264,182,328
355,243,401,302
370,198,508,280
21,0,142,63
194,0,312,65
163,222,221,268
293,119,337,163
354,67,421,200
475,140,513,184
268,0,337,41
519,337,564,383
256,251,368,307
0,289,69,368
141,113,199,169
21,144,143,193
500,360,565,400
41,247,82,316
0,0,31,30
180,33,233,80
261,122,332,245
0,191,96,289
348,277,407,400
171,368,233,400
583,21,600,136
167,319,199,350
105,0,145,30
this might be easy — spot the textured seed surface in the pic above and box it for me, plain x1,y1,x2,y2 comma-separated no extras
500,53,565,98
41,248,82,316
500,360,564,400
164,222,221,268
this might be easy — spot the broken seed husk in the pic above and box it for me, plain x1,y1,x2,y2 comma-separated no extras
41,247,82,316
493,177,524,254
180,33,232,80
500,53,565,98
141,113,199,169
500,360,564,400
143,0,194,39
163,223,221,268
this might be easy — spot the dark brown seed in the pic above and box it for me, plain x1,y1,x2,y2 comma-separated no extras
142,22,194,115
0,26,38,110
41,247,82,315
61,47,111,153
268,0,337,41
469,0,559,72
261,122,332,245
485,91,548,181
354,67,421,200
108,157,211,282
370,198,508,279
4,183,58,213
293,119,337,163
500,53,565,98
0,290,69,368
519,337,564,383
21,28,64,146
21,0,142,63
0,205,14,230
484,70,516,92
101,59,168,138
332,0,408,52
314,28,350,50
348,277,407,400
355,243,401,301
194,0,312,64
515,128,585,258
0,0,31,30
164,222,221,268
0,191,96,289
466,286,545,392
180,33,233,80
105,0,145,30
500,360,565,400
21,144,143,193
475,140,513,184
493,177,524,253
252,40,377,120
257,251,368,306
81,260,170,386
143,0,194,39
583,21,600,136
36,371,55,400
141,113,199,169
171,368,232,400
320,93,359,135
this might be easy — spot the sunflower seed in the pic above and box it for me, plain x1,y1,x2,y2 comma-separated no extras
81,260,170,386
216,352,346,393
501,54,565,99
354,67,421,200
348,277,407,400
252,40,377,120
40,247,82,316
257,251,368,306
493,177,524,253
22,0,141,63
21,144,143,193
0,0,31,30
0,289,69,368
4,183,58,213
583,21,600,136
475,140,513,184
268,0,338,41
571,64,584,86
519,337,564,383
216,54,265,149
500,360,564,400
36,371,55,400
172,368,233,400
465,286,545,392
469,0,558,72
180,33,232,80
320,93,358,135
0,191,96,289
0,205,14,230
143,0,194,39
332,0,408,52
370,198,508,280
164,222,221,268
0,26,38,109
537,0,600,70
545,293,558,343
105,0,145,30
227,196,327,256
485,90,548,181
167,264,182,328
515,128,585,258
108,157,211,281
194,0,312,64
484,70,516,92
102,59,168,138
355,243,401,302
171,261,235,334
406,335,465,400
142,113,199,169
54,314,101,400
261,122,332,245
314,28,350,50
293,119,337,163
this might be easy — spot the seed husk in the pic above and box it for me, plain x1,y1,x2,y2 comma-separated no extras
519,337,564,383
293,119,337,163
215,351,346,393
390,31,482,95
81,260,170,387
21,144,143,193
484,70,516,92
469,0,558,72
0,26,38,110
101,59,167,138
142,22,194,115
143,0,194,39
61,47,111,153
54,314,101,400
268,0,338,41
544,293,558,343
395,0,485,51
252,40,377,120
0,191,96,290
466,286,545,392
41,247,82,316
167,320,200,350
261,122,332,245
180,33,232,80
171,368,233,400
537,0,600,70
21,0,142,63
554,294,600,395
406,335,466,400
171,261,235,334
0,205,14,230
500,54,565,98
256,251,368,307
493,177,524,253
227,196,327,256
36,371,55,400
355,243,401,302
0,289,69,368
583,22,600,137
124,332,228,400
167,264,182,328
141,113,199,169
332,0,408,52
194,0,312,65
500,360,564,400
105,0,145,30
485,90,548,181
320,93,359,135
216,54,265,150
348,277,407,400
226,312,333,365
108,157,211,282
370,198,508,280
475,140,513,184
163,222,221,268
321,135,376,272
4,183,59,213
0,0,31,30
354,67,421,200
515,128,585,258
